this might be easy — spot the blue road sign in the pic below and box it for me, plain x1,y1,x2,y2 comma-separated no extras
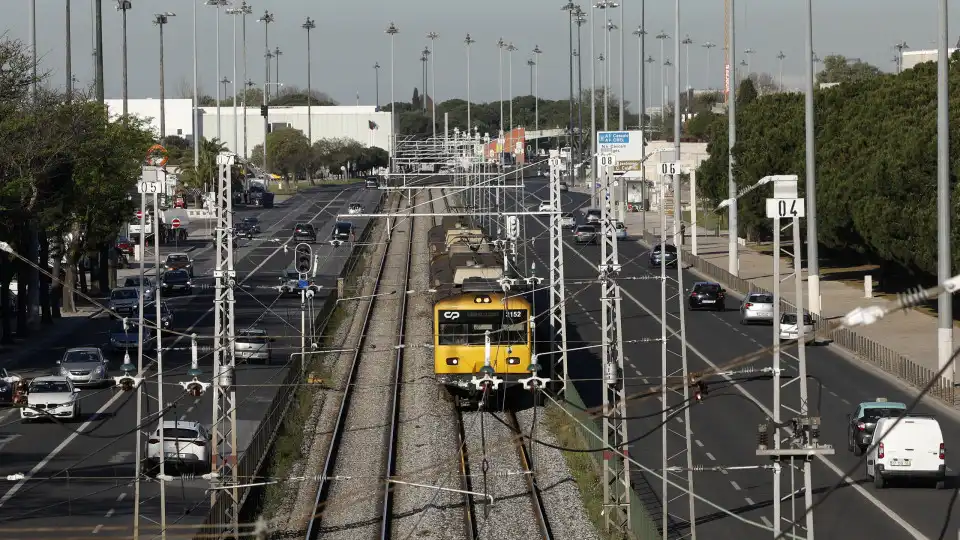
596,183,602,188
597,132,630,144
298,279,309,289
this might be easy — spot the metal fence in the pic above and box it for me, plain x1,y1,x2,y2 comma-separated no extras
641,231,957,407
197,192,385,538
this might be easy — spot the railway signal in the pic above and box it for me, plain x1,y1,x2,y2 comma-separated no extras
114,350,142,390
180,333,210,396
295,243,312,274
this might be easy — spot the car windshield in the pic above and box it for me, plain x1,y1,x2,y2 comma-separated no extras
781,314,813,324
124,278,148,287
335,224,352,234
696,284,721,294
748,294,774,303
350,204,361,209
586,210,601,217
164,271,189,282
111,289,137,300
63,351,100,364
243,217,259,224
576,226,595,233
654,244,677,253
862,407,904,422
167,255,189,263
30,381,71,393
238,331,267,344
295,224,312,230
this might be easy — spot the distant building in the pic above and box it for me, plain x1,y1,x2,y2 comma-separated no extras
900,49,958,71
103,98,393,158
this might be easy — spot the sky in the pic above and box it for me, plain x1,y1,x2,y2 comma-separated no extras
1,0,956,112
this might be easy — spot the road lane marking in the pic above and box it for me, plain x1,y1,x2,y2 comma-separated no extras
92,524,103,534
705,452,716,461
557,235,930,540
744,497,755,505
695,440,704,448
760,516,773,528
105,508,115,518
731,480,741,491
117,493,126,502
0,191,351,510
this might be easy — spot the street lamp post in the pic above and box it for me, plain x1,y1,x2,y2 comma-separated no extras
386,22,399,172
274,46,283,87
257,10,274,172
937,0,953,381
656,30,669,120
562,1,576,174
207,0,229,142
427,32,439,139
192,0,199,168
604,20,618,131
574,7,586,182
226,5,244,154
66,0,73,102
464,34,475,131
154,12,175,139
634,24,646,227
116,1,132,116
777,50,786,91
497,38,506,146
220,77,231,101
420,47,430,113
702,41,715,90
374,62,381,109
681,35,692,122
533,45,542,156
507,43,517,132
228,2,252,157
527,58,535,96
303,18,316,145
744,47,754,77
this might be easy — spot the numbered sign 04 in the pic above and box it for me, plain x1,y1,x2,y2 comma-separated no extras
765,198,806,219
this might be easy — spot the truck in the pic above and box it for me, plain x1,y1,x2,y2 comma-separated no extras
127,208,190,244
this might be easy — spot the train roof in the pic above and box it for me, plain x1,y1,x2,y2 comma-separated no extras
430,251,504,299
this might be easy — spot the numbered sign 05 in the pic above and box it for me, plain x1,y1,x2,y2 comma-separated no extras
765,198,806,219
599,154,617,168
137,181,162,194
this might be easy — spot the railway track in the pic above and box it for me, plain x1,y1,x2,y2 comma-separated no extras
304,192,414,539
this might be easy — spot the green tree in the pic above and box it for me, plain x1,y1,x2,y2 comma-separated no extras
817,54,883,84
265,128,311,178
178,138,227,197
738,78,758,105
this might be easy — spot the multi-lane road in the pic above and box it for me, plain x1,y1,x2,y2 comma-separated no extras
519,179,960,540
0,184,381,539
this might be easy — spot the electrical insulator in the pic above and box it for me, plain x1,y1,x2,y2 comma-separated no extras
604,361,617,384
757,423,769,450
180,380,211,397
113,375,142,391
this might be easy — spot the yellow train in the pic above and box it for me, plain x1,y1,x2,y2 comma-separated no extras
430,219,534,400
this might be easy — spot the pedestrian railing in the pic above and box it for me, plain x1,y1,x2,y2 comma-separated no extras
639,230,957,407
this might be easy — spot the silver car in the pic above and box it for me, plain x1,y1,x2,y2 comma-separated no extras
57,347,109,387
560,213,577,229
740,293,775,324
108,287,140,317
122,277,155,301
235,328,274,364
108,321,154,352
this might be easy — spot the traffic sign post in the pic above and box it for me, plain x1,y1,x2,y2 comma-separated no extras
171,218,182,229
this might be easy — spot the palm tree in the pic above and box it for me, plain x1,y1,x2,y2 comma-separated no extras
178,138,227,203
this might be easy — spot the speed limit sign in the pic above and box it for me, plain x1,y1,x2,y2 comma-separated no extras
599,154,617,167
660,162,678,176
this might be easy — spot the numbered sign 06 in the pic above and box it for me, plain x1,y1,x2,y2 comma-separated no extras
765,198,806,219
599,154,617,168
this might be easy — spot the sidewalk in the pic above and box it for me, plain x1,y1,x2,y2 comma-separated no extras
621,209,953,387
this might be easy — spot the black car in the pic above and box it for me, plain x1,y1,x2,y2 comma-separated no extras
365,176,378,188
649,243,678,268
161,269,193,296
847,401,907,456
293,223,317,243
688,281,725,311
242,216,261,234
234,221,255,239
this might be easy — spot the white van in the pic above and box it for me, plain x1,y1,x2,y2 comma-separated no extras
867,415,945,489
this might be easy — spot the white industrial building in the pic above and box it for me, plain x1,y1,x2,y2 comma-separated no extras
103,99,393,157
900,49,958,71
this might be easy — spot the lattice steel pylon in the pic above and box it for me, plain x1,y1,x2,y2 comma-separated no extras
547,150,569,392
211,151,240,536
598,157,631,532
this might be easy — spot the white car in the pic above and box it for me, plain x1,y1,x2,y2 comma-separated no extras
537,201,553,212
347,203,363,215
146,420,212,473
868,415,946,489
778,312,815,343
560,213,577,229
20,376,81,422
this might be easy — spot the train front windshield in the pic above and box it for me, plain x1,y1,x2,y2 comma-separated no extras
438,309,528,346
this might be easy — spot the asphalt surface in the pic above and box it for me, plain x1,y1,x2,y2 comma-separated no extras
517,179,960,540
0,184,382,539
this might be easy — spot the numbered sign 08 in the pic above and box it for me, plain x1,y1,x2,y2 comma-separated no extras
765,197,806,219
599,154,617,168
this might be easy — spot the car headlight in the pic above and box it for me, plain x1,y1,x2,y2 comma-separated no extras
186,281,192,286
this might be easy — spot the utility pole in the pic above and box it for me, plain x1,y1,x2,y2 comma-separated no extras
598,153,631,533
527,59,535,97
803,0,821,315
508,43,517,132
589,4,597,208
427,32,439,139
618,0,624,129
117,1,131,115
465,34,475,131
66,0,73,101
497,37,506,164
756,174,835,537
574,7,586,187
239,3,252,158
604,20,616,131
633,22,646,232
303,17,316,144
673,0,696,534
152,184,168,540
208,0,229,142
257,10,274,172
95,0,104,103
374,62,381,109
681,35,693,124
777,51,786,91
726,0,738,277
211,151,239,536
420,50,429,113
656,30,669,122
937,0,953,380
563,1,576,176
229,6,240,153
547,151,569,393
533,45,542,156
154,13,175,139
192,0,200,169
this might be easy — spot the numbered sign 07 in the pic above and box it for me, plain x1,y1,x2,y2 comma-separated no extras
599,154,617,168
765,198,806,219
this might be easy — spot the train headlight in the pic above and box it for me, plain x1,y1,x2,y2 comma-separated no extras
507,357,521,365
473,295,492,303
446,357,459,366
